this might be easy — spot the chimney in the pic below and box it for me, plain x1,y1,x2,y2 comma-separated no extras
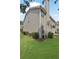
44,0,49,16
44,0,50,38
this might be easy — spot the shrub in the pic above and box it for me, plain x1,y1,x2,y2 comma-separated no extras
28,33,32,36
48,32,53,38
23,32,29,35
31,32,39,39
20,29,23,32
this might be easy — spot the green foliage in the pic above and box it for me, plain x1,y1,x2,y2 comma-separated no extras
48,32,53,38
24,0,30,6
20,4,27,13
20,0,33,13
31,32,39,39
54,0,58,4
22,32,29,35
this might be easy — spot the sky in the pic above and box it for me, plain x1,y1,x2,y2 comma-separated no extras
20,0,59,21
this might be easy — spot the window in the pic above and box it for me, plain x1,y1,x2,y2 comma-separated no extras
52,25,55,28
55,29,59,34
51,25,55,28
41,10,46,17
41,12,45,17
47,21,50,26
57,29,59,32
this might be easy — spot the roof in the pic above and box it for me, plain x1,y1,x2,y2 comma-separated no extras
49,16,58,25
25,2,46,14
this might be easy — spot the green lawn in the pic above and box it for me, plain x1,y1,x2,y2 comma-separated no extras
20,33,59,59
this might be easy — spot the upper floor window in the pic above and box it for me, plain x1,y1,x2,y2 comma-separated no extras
55,29,59,34
41,10,46,17
57,29,59,32
51,25,55,28
52,25,55,28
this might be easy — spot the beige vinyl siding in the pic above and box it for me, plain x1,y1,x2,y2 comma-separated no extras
23,8,40,33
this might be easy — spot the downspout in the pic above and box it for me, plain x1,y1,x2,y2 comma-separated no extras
39,9,42,39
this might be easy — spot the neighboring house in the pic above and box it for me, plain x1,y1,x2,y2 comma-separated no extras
21,1,59,38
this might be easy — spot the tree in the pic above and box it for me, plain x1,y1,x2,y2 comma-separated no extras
20,4,27,13
24,0,30,6
54,0,58,4
20,0,33,13
54,0,59,11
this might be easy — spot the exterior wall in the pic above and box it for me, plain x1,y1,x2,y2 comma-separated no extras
41,16,56,36
40,13,56,35
45,17,59,35
40,10,46,31
20,25,23,30
49,19,59,35
40,10,46,37
50,19,56,34
23,8,40,33
55,24,59,35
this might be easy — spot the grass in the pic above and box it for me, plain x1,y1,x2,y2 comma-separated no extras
20,33,59,59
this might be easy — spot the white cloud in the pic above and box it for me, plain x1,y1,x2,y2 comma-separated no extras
30,2,40,7
25,2,41,14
